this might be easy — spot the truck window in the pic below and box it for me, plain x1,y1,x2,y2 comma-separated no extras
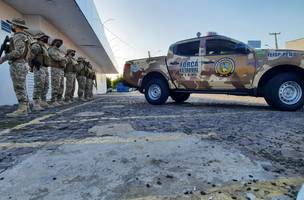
206,39,239,55
173,40,200,56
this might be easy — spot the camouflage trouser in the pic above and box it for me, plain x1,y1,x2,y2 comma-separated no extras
33,66,48,100
71,76,76,100
10,61,28,103
90,80,94,98
85,78,93,98
58,70,64,100
41,67,49,101
64,72,76,101
77,76,86,98
51,67,64,101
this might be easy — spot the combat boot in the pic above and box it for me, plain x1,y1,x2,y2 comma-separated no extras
58,100,68,105
39,100,50,108
64,99,72,104
6,103,28,117
50,100,61,107
32,100,44,111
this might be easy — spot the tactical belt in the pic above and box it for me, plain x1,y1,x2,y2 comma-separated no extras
50,65,63,69
9,59,26,64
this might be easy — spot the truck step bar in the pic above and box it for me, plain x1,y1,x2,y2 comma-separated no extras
172,89,257,96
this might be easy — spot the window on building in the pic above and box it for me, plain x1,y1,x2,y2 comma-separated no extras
206,39,240,55
1,20,11,33
173,40,200,56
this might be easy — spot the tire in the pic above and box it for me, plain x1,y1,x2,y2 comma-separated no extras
171,92,190,103
264,73,304,111
144,78,169,105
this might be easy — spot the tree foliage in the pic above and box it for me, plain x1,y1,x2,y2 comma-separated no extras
106,77,112,89
112,75,124,89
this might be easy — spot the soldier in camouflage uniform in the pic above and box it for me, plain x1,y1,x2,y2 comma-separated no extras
30,32,51,111
76,57,87,101
90,69,97,99
87,67,97,99
0,18,31,117
64,49,77,103
70,76,76,102
48,38,66,107
85,62,93,100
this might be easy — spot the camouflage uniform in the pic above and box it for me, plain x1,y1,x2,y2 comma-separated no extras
1,18,31,117
70,76,76,101
87,69,96,99
64,49,77,102
90,71,96,99
76,57,87,100
41,67,50,102
30,34,51,110
58,69,65,101
48,39,66,106
85,77,92,99
85,62,93,99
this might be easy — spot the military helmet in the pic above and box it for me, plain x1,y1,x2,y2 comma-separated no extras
33,31,49,40
67,49,76,55
7,17,29,29
51,38,63,46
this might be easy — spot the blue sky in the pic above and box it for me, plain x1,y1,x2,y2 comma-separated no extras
94,0,304,74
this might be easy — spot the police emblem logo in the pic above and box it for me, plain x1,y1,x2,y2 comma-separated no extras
215,57,235,77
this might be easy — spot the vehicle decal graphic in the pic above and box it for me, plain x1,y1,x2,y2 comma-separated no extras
268,51,298,60
180,60,199,76
215,57,235,77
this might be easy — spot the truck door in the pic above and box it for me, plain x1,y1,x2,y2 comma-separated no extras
199,38,256,90
166,39,203,90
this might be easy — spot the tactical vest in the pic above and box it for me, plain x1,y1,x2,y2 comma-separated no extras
77,62,87,76
8,32,32,61
65,57,78,73
34,42,51,67
86,68,92,79
90,71,96,79
48,47,65,68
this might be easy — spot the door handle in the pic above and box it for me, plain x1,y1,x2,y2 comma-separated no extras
202,61,215,64
170,61,180,65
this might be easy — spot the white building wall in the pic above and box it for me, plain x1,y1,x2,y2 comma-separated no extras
0,1,107,106
0,1,22,105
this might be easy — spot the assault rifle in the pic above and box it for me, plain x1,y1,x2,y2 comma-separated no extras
29,58,42,72
0,36,10,58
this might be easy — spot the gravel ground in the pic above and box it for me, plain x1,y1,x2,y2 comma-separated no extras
0,92,303,199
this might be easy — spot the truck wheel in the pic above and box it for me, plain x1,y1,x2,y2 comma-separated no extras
144,78,169,105
264,73,304,111
171,92,190,103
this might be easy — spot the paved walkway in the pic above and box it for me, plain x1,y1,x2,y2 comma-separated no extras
0,93,303,200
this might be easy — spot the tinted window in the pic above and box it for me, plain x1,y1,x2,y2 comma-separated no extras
173,40,200,56
206,39,239,55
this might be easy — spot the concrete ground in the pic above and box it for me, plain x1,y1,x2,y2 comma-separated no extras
0,92,303,200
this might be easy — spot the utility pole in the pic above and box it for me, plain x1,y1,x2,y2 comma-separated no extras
269,32,281,49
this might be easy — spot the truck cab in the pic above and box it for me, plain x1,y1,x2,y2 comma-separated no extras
166,35,254,91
